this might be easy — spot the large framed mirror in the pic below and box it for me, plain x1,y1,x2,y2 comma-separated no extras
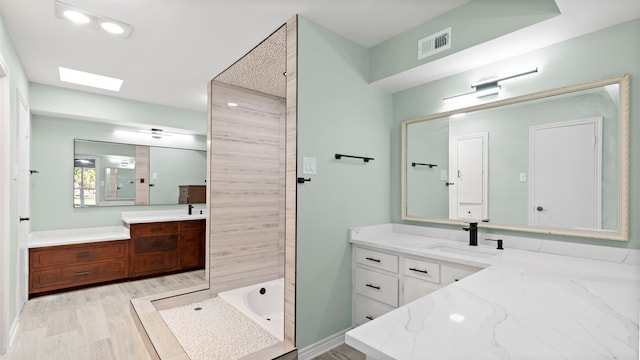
74,139,207,207
402,74,629,241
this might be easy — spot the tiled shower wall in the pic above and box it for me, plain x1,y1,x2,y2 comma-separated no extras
208,81,286,295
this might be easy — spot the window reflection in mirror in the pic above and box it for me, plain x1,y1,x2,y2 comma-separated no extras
402,74,629,241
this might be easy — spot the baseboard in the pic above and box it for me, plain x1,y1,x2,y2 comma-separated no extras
8,318,19,350
297,327,352,360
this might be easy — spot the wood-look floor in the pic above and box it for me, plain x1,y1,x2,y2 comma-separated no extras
1,271,364,360
0,271,206,360
311,344,365,360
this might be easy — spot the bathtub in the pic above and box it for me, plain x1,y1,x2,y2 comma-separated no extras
218,278,284,341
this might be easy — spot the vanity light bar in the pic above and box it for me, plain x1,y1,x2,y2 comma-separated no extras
470,67,538,88
443,85,500,104
443,67,538,104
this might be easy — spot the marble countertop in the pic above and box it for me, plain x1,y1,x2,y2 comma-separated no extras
121,209,206,224
345,224,640,359
29,226,130,248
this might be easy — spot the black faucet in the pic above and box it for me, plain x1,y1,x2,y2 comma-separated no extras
463,222,478,246
188,204,194,215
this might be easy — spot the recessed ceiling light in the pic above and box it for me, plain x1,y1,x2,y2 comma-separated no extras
227,102,238,107
54,1,133,38
100,22,124,34
59,67,123,92
63,10,90,24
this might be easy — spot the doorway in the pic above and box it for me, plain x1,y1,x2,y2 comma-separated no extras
449,132,488,221
528,117,603,229
16,91,30,321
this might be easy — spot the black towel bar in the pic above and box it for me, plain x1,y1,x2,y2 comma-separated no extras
335,153,374,162
411,162,437,168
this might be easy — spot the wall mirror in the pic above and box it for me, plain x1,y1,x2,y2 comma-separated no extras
74,139,207,207
402,74,629,241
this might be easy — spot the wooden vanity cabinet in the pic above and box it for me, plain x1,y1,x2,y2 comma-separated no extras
129,219,205,278
29,240,129,294
178,220,206,269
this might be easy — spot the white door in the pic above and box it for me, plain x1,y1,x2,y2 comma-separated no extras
449,133,488,220
16,92,30,314
528,117,602,229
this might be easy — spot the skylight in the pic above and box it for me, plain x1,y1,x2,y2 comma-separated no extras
58,67,123,91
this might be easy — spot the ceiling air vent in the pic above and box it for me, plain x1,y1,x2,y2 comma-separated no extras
418,27,451,60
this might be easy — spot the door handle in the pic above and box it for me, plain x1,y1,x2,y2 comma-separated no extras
19,217,30,222
536,206,544,212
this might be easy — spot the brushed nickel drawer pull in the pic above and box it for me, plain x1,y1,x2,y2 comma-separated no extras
365,283,380,290
76,253,90,258
409,267,429,274
74,271,90,276
365,257,381,263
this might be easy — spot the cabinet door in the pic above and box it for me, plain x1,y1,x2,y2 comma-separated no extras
402,276,440,305
440,264,480,286
179,231,204,269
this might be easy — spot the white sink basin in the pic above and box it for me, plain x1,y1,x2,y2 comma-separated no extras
428,245,498,258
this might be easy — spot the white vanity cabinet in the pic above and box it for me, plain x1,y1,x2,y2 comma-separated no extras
352,247,399,325
352,245,482,326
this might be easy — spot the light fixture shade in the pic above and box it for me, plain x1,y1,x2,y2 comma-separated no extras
100,22,125,34
63,10,90,24
443,85,500,104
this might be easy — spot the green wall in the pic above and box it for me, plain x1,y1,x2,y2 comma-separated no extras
0,13,29,348
369,0,559,82
30,83,206,134
392,19,640,249
296,17,392,348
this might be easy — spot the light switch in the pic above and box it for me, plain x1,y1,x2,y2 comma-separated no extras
440,169,448,181
519,173,527,182
152,172,158,179
303,157,317,175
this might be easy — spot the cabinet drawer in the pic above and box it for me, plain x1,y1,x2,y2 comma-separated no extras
131,252,178,275
179,220,205,232
402,277,440,305
354,295,395,326
133,235,178,254
130,222,179,236
29,241,127,269
354,247,398,274
403,257,440,284
30,260,127,292
354,267,398,307
441,264,480,286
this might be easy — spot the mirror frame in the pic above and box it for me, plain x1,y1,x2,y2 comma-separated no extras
401,74,629,241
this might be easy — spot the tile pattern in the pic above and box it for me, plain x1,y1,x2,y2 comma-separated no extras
159,297,279,360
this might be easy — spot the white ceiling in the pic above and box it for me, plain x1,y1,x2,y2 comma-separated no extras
0,0,469,112
0,0,638,113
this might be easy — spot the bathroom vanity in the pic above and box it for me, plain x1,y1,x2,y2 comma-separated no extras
346,224,640,359
28,210,206,295
128,219,205,277
353,246,481,326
